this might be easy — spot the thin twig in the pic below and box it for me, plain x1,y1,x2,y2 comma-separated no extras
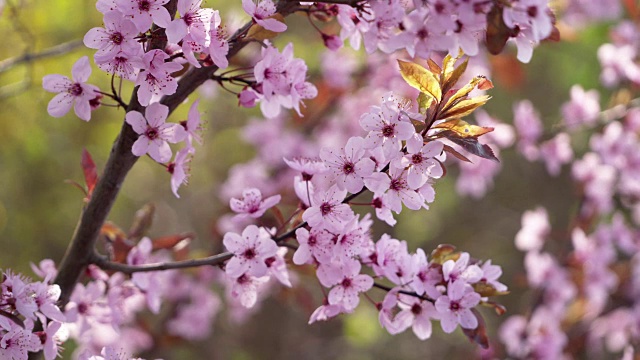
0,39,84,73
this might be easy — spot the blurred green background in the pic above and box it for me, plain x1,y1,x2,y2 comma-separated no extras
0,0,614,358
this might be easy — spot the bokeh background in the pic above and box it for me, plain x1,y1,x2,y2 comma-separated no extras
0,0,616,358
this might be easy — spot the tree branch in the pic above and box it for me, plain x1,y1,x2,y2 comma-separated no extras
92,252,233,273
0,39,84,73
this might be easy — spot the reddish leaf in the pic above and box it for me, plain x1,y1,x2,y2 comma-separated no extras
441,131,499,162
128,203,155,241
485,5,516,55
443,144,472,163
462,309,490,349
152,233,194,251
81,149,99,200
482,301,508,316
100,222,132,263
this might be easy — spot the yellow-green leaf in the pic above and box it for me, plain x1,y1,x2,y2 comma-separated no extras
440,95,491,120
432,118,494,138
443,75,484,110
397,60,442,101
416,92,433,115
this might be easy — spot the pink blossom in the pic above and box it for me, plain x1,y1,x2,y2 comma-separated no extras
562,85,601,129
95,51,139,80
539,133,574,176
83,11,140,57
411,248,444,300
180,99,203,151
167,148,191,198
302,185,354,232
324,260,373,311
394,295,438,340
0,320,41,360
165,0,213,44
442,252,483,284
515,207,550,252
434,280,481,333
293,227,333,265
320,136,375,193
115,0,171,33
265,247,291,287
229,188,281,219
223,225,279,278
308,302,347,324
242,0,286,33
513,100,544,160
208,11,229,69
43,56,100,121
230,273,269,308
360,96,416,158
396,135,443,189
125,102,187,163
133,50,183,106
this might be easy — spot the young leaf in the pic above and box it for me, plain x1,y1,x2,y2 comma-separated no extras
440,95,491,120
441,131,499,162
443,144,472,163
461,309,490,349
443,76,487,110
433,118,494,138
397,60,442,101
152,233,194,251
485,4,514,55
430,244,457,264
81,148,98,200
128,203,155,242
417,92,434,114
442,57,468,94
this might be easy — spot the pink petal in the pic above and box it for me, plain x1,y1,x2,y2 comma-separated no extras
166,19,189,44
47,93,74,117
148,140,172,163
131,136,150,157
83,27,108,50
71,56,92,83
257,18,287,33
223,232,244,253
125,111,148,134
145,103,169,127
42,74,71,93
73,98,92,121
458,309,478,329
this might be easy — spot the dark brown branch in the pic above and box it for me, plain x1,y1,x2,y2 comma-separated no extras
92,252,233,273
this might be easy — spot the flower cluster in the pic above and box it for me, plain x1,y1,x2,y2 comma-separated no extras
0,265,67,360
318,0,556,63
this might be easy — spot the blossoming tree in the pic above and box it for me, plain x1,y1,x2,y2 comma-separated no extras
1,0,639,358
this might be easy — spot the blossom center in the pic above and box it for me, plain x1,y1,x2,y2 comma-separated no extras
411,153,424,164
390,178,403,191
449,301,461,312
342,162,355,175
320,202,332,215
69,83,83,96
138,0,151,12
527,6,538,18
242,247,257,259
146,127,159,140
382,124,395,138
110,32,124,45
411,303,422,315
341,277,352,288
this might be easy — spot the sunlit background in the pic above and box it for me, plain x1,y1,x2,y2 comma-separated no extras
0,0,616,358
